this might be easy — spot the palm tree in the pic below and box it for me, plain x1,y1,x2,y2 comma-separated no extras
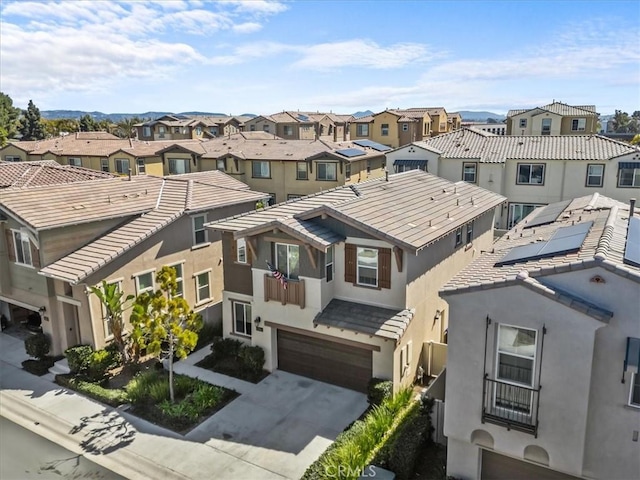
116,117,141,139
89,281,134,363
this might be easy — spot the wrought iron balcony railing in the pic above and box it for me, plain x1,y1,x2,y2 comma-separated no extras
482,375,540,437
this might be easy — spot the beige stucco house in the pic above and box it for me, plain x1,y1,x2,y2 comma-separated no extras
206,170,505,392
134,114,251,141
441,195,640,480
0,164,266,355
243,111,351,142
506,102,599,136
386,128,640,229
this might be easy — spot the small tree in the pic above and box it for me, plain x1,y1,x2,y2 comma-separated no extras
89,281,134,363
18,100,46,140
130,266,202,402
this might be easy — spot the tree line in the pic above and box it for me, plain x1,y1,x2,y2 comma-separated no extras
0,92,144,145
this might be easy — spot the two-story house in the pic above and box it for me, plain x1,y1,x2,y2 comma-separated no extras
244,111,351,142
440,194,640,480
0,165,266,355
134,115,252,141
386,128,640,229
506,102,599,136
206,170,505,392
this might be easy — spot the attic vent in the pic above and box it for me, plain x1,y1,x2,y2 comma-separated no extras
518,141,524,146
407,222,417,228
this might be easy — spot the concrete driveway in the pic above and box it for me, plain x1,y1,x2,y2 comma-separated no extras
186,370,368,479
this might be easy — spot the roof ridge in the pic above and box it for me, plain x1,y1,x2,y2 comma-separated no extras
185,179,193,210
594,205,619,259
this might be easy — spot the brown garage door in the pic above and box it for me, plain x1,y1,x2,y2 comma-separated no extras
482,450,582,480
277,330,372,392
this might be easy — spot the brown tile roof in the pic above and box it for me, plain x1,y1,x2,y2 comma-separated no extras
0,161,117,189
37,171,267,284
210,170,506,254
441,194,640,296
507,102,599,118
416,128,639,162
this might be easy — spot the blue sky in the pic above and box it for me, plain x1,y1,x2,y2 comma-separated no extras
1,0,638,116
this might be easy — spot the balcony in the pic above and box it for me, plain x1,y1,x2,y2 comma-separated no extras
264,274,305,309
482,375,540,436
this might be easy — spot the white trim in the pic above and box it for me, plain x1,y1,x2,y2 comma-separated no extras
167,261,185,297
0,295,39,311
192,267,213,277
134,269,156,295
192,213,208,246
232,300,252,337
356,246,379,287
629,372,640,408
194,270,212,305
56,294,82,307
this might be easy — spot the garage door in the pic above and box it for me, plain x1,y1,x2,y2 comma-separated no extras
482,450,581,480
277,330,372,392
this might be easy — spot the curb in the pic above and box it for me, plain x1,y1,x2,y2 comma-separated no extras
0,390,188,480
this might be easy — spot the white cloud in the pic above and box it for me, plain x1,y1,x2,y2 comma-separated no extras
233,22,263,34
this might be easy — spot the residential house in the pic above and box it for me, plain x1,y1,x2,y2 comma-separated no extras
461,122,507,135
0,166,266,355
440,194,640,480
156,134,388,204
506,102,599,136
386,128,640,229
206,170,505,392
243,111,351,142
134,115,252,141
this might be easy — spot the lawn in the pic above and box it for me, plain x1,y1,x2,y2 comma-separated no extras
57,364,238,434
196,337,269,384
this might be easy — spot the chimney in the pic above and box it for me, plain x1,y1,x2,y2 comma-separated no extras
128,168,132,181
631,198,636,217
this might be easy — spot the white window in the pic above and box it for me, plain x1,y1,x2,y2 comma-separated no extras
381,124,389,136
158,126,165,138
143,126,151,137
356,124,369,136
195,271,211,303
275,243,299,280
12,230,32,266
325,246,334,282
168,263,184,297
296,162,308,180
115,158,130,174
68,157,81,167
317,162,337,181
210,127,218,135
100,159,109,172
233,301,252,337
357,247,378,287
135,271,155,295
5,155,21,162
283,125,293,136
630,373,640,407
572,118,586,131
466,221,474,244
463,162,477,183
252,161,270,178
216,159,225,171
618,166,640,187
586,164,604,187
400,341,412,377
495,324,537,414
169,158,189,175
136,158,146,175
174,127,181,134
508,203,542,228
517,163,545,185
345,163,351,180
519,119,527,128
366,159,372,174
262,124,269,132
195,126,202,135
455,227,462,247
541,118,552,135
402,123,408,132
192,214,208,245
237,238,247,263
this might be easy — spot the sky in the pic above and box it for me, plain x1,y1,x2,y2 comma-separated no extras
1,0,639,116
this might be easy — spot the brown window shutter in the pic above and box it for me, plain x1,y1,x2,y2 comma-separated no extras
5,230,16,262
230,236,237,262
379,247,392,289
344,243,356,284
30,241,41,269
247,242,253,264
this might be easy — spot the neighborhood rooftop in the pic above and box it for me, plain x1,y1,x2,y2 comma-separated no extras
208,169,506,254
0,160,117,189
506,102,599,118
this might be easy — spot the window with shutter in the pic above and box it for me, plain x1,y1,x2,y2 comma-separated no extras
30,242,41,269
344,243,356,283
5,230,16,262
379,248,391,289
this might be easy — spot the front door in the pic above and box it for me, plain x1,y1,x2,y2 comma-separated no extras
63,303,80,349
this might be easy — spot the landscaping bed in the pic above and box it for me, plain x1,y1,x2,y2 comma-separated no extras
21,356,61,376
196,337,269,384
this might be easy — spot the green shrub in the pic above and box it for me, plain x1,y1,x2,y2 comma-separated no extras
104,342,123,368
190,384,223,409
210,336,242,361
239,345,265,374
25,333,50,360
56,374,128,407
126,370,159,404
65,345,93,374
86,349,116,382
387,414,431,480
367,378,393,406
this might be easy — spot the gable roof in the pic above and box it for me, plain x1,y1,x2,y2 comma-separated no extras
441,193,640,298
414,128,639,162
507,102,599,118
0,161,116,189
208,170,506,254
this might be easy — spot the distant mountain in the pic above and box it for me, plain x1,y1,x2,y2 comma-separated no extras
458,111,506,122
352,110,374,119
40,111,250,121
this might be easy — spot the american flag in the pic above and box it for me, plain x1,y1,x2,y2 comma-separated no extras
266,261,287,289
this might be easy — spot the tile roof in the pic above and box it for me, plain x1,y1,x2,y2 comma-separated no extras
37,171,267,284
0,161,117,189
507,102,599,118
209,170,506,254
441,193,640,297
314,299,414,341
415,128,639,162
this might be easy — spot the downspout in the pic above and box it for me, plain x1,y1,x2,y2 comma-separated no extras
560,160,567,200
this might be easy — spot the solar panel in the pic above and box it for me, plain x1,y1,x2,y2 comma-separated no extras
624,216,640,267
495,221,593,266
297,114,310,122
524,200,571,228
353,139,392,151
335,148,366,158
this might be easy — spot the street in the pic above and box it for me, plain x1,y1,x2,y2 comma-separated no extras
0,416,125,479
